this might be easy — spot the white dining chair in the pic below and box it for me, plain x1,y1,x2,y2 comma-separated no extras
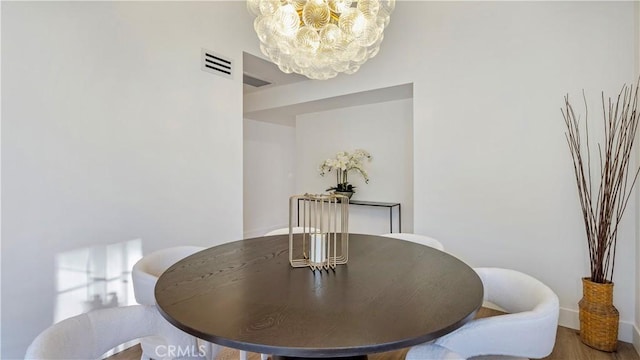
380,232,445,251
132,246,205,305
264,226,316,236
405,267,560,360
133,246,266,360
25,305,203,360
132,246,219,359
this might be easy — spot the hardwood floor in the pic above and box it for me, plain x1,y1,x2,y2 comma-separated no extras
545,326,639,360
109,308,640,360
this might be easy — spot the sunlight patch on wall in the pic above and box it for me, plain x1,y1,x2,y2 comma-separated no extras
54,239,142,323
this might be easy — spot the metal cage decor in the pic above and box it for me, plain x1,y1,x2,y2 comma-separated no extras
289,193,349,270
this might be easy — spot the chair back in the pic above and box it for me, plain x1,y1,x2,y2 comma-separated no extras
132,246,205,305
25,305,198,360
433,267,559,359
380,233,445,251
475,267,558,315
264,227,316,236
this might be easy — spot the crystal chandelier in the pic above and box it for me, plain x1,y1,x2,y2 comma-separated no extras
247,0,395,80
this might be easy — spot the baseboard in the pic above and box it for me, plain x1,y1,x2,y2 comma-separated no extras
633,324,640,356
559,307,634,343
558,307,580,331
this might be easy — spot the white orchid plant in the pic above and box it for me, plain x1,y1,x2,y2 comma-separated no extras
319,149,372,193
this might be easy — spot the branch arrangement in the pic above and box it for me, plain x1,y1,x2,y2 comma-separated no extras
562,80,640,284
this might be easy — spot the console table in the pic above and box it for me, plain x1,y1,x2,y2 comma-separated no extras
297,199,401,233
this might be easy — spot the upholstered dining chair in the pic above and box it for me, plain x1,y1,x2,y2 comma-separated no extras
133,246,266,360
380,232,445,251
25,305,203,360
264,226,316,236
405,267,560,360
132,246,219,359
132,246,205,306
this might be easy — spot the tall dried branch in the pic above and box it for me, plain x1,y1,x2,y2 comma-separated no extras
562,79,640,284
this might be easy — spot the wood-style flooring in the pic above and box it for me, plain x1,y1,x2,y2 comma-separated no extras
109,308,640,360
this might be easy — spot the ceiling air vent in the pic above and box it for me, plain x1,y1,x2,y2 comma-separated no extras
201,49,233,79
243,74,272,88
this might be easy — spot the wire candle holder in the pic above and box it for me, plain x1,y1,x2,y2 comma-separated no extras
289,193,349,271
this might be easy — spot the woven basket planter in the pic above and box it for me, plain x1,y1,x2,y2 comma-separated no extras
578,277,618,351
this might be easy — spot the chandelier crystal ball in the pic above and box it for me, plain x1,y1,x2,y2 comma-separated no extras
247,0,395,80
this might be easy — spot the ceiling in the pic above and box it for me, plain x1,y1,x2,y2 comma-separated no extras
242,52,413,126
244,83,413,126
243,52,309,94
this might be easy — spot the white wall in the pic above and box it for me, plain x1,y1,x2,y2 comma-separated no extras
635,0,640,353
3,1,639,358
412,2,635,340
243,119,296,237
0,2,4,355
1,2,257,358
246,1,638,342
295,99,413,234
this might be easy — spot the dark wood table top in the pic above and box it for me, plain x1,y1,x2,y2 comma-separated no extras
155,234,483,358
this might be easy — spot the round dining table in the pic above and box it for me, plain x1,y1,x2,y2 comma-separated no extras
155,233,483,360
